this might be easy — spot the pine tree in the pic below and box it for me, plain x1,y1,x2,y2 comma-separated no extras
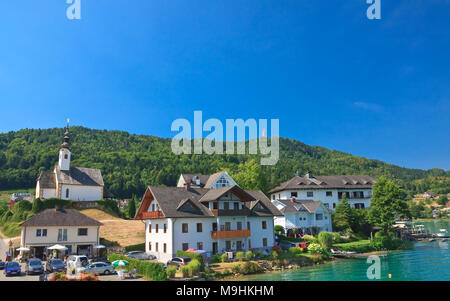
127,197,136,219
332,195,353,232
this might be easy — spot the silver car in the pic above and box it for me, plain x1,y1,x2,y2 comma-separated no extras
26,259,44,275
80,262,115,275
125,251,155,260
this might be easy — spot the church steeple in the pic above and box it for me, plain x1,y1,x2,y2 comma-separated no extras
58,119,71,171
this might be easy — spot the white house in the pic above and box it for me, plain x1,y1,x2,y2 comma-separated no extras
272,198,332,235
20,208,103,259
268,172,376,210
135,173,282,263
35,128,112,201
176,171,237,189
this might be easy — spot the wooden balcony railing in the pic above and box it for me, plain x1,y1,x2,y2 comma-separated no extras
141,211,164,219
211,229,251,239
210,208,251,216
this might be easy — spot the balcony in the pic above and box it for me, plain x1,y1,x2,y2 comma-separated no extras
211,229,251,239
141,211,164,219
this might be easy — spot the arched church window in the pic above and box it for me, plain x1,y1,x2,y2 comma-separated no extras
66,189,69,198
64,154,68,159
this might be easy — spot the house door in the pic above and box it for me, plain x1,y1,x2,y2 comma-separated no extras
212,242,218,255
236,241,242,251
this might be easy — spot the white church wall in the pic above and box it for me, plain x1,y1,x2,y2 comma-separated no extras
60,185,102,201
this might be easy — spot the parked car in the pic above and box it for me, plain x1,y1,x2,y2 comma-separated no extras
125,251,155,260
167,257,191,267
26,259,44,275
46,259,66,273
79,262,115,275
67,255,89,268
0,260,5,270
4,261,21,276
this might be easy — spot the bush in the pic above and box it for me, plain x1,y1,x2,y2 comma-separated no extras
181,266,190,277
288,247,303,255
245,251,253,260
237,262,264,275
318,232,333,249
209,253,222,264
271,245,282,255
307,243,331,257
125,243,146,252
302,235,317,243
274,225,285,235
334,240,374,253
221,253,228,263
231,264,241,274
166,266,177,278
176,250,204,264
222,268,231,276
186,259,203,276
270,250,278,260
236,251,244,261
253,250,264,259
107,254,166,280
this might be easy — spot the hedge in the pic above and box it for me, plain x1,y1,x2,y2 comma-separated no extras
107,254,166,281
125,243,146,252
176,250,204,264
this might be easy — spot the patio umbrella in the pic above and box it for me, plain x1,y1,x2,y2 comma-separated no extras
16,247,30,252
112,260,129,267
93,245,106,249
47,244,68,250
186,249,196,253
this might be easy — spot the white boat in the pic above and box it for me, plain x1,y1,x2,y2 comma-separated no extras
437,229,448,237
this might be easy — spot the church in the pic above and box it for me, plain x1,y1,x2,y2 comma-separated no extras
35,127,110,201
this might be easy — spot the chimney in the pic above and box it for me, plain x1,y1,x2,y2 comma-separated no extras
184,183,191,190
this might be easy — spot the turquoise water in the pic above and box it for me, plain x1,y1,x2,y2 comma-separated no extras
239,221,450,281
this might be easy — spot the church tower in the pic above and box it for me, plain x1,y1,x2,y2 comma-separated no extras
58,127,71,171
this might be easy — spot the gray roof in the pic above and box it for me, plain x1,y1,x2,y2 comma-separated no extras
268,173,376,194
55,166,104,186
276,199,324,214
20,208,103,227
37,172,56,189
137,185,282,219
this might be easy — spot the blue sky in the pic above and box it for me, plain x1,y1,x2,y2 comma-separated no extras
0,0,449,170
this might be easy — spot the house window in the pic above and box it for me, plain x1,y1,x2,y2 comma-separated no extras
263,238,268,247
42,229,47,237
225,241,231,251
224,202,229,210
64,154,68,159
237,222,242,230
197,223,202,232
248,239,251,249
326,191,332,197
182,223,188,233
213,202,218,209
307,192,313,197
149,242,151,251
291,192,298,198
182,243,189,251
212,222,218,231
262,221,267,230
163,224,167,233
333,203,336,209
155,224,159,233
225,222,231,231
323,203,329,208
272,195,275,200
234,202,239,210
57,229,67,242
236,241,242,251
78,228,88,236
247,221,250,230
36,229,42,237
197,242,203,250
163,243,167,253
316,213,323,220
65,188,69,198
155,243,158,252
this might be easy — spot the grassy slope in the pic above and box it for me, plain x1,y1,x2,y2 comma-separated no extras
81,209,145,247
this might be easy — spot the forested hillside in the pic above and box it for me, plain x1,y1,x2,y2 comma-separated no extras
0,127,448,198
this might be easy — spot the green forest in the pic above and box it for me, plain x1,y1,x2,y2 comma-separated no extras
0,126,448,198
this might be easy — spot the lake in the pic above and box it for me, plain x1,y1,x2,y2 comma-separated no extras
238,221,450,281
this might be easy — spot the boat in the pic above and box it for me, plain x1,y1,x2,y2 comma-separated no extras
437,229,448,238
